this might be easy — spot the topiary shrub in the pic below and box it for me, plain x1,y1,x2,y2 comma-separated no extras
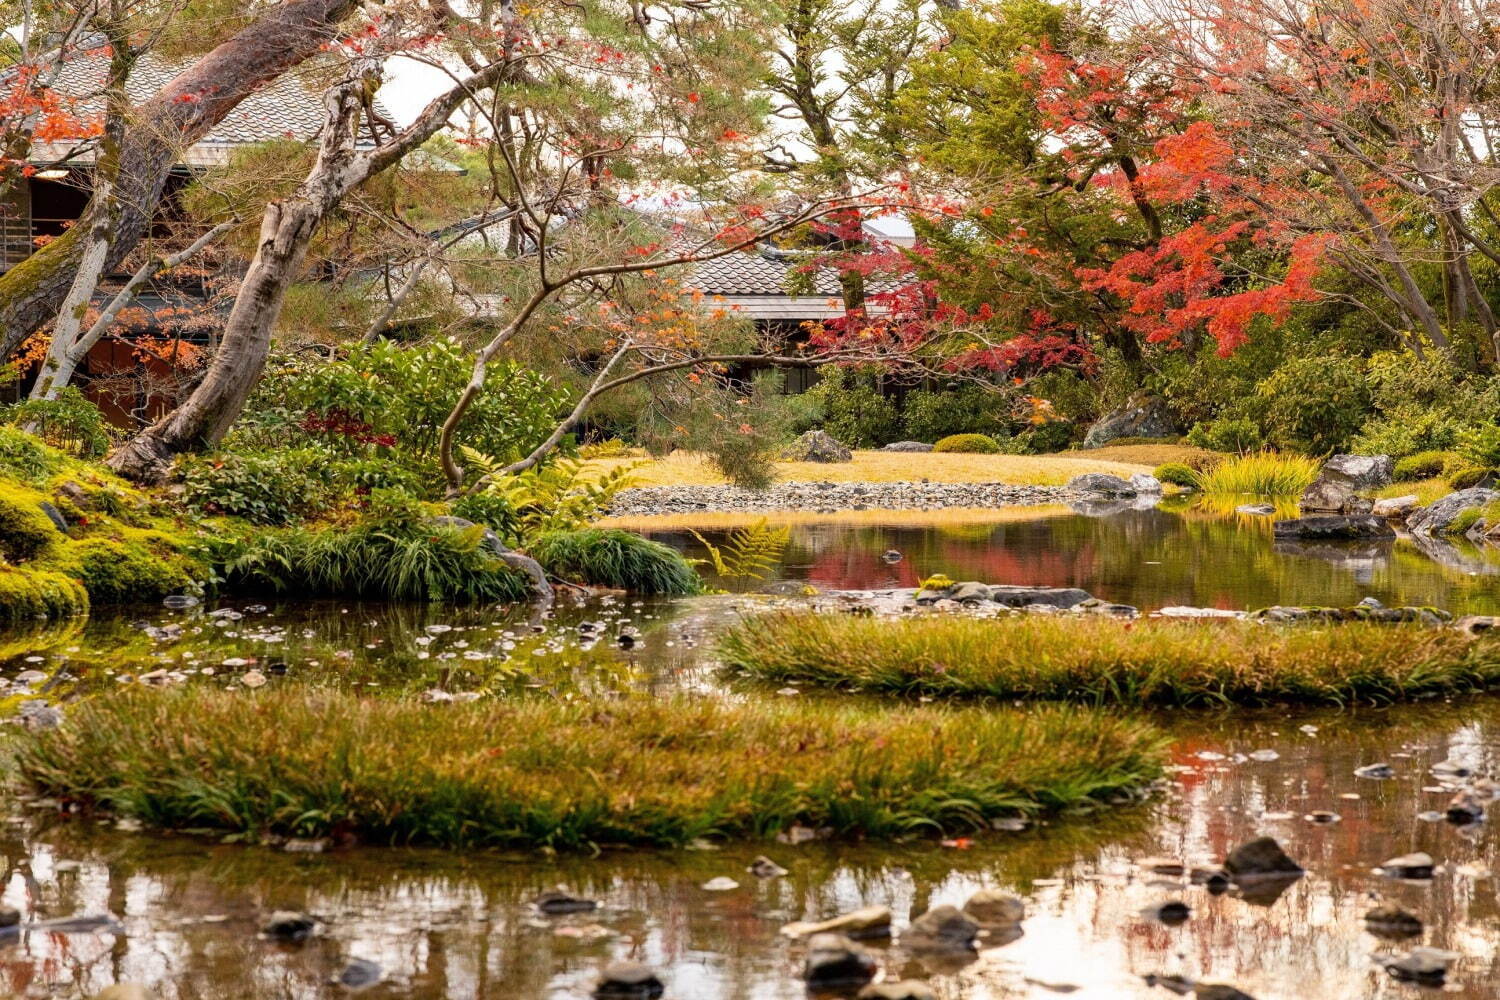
1154,462,1197,488
530,529,701,595
1394,451,1461,482
933,433,1001,454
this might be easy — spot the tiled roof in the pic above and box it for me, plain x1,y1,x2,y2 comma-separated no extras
28,47,393,166
684,247,846,298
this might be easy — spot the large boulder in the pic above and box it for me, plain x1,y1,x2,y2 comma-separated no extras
781,430,853,463
1407,487,1500,536
990,585,1092,609
1066,473,1137,497
1372,494,1419,519
1083,392,1176,448
1272,516,1396,540
1300,454,1393,513
1299,477,1359,513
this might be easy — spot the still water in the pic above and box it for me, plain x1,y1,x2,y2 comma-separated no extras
2,503,1500,998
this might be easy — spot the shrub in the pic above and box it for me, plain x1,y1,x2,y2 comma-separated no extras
1448,466,1496,491
0,388,111,457
1257,354,1370,453
900,387,1011,442
530,529,700,595
1459,425,1500,468
448,491,518,538
478,458,636,545
1007,420,1075,454
933,433,1001,454
1394,451,1461,482
1185,417,1263,454
720,613,1500,707
1190,452,1320,496
806,367,899,447
1154,462,1198,488
180,449,336,526
681,373,802,489
13,687,1167,848
1351,407,1465,458
0,427,60,483
579,438,630,459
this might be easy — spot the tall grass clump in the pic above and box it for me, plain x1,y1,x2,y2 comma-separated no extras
14,688,1166,849
719,613,1500,707
529,528,701,594
1190,451,1320,496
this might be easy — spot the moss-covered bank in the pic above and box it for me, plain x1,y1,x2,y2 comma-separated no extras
719,613,1500,707
12,687,1166,849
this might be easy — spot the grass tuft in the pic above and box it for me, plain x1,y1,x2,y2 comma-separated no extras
1190,452,1320,496
529,528,701,594
719,613,1500,707
14,688,1166,849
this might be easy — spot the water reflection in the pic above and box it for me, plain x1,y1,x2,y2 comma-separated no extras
5,703,1500,997
643,504,1500,614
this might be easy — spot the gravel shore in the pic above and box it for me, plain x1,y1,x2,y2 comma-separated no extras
607,480,1075,516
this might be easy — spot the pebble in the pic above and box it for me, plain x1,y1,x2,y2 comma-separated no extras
608,481,1073,516
1354,763,1395,779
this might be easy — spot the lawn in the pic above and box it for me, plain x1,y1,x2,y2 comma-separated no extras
585,443,1210,488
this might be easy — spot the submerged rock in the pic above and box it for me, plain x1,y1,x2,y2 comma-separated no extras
1222,837,1303,879
534,890,597,914
1364,905,1423,939
594,961,665,998
1235,503,1276,515
803,932,878,988
1384,947,1458,984
335,958,382,990
262,911,316,942
1141,901,1191,925
962,890,1024,926
781,905,892,940
1446,789,1485,824
1379,852,1435,879
1354,763,1395,779
1272,515,1395,540
748,856,788,878
902,905,978,951
857,981,937,1000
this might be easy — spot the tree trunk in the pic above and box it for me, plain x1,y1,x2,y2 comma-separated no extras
0,0,360,363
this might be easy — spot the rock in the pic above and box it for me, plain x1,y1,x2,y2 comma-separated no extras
1189,867,1231,892
1141,901,1191,925
881,549,903,564
1322,453,1395,489
1383,947,1458,984
1066,473,1136,496
1194,987,1257,1000
262,911,316,942
336,958,382,990
948,581,991,604
1407,487,1500,536
700,877,739,891
1143,973,1196,995
594,961,665,998
1373,494,1419,519
1364,905,1423,939
1082,392,1176,448
857,981,938,1000
990,585,1092,609
1138,857,1185,875
1077,598,1139,617
91,987,158,1000
962,889,1024,926
781,430,853,463
1272,516,1395,540
748,856,788,878
1304,810,1340,824
1130,473,1164,494
0,906,18,928
1354,763,1395,779
882,441,933,452
1222,837,1303,879
1299,476,1358,513
781,905,892,940
1446,789,1485,824
902,905,978,951
1235,503,1276,515
534,890,597,914
1379,852,1435,879
161,594,199,609
803,932,877,988
37,501,67,531
1456,615,1500,636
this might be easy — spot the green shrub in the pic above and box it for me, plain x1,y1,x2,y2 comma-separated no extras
1449,466,1496,490
1394,451,1461,482
0,427,60,483
1185,417,1263,454
477,458,636,545
449,491,518,538
720,613,1500,707
1459,425,1500,468
1154,462,1197,488
806,367,899,447
900,387,1011,442
180,449,337,526
1190,452,1320,495
1257,354,1370,453
13,687,1166,848
1007,420,1075,454
933,433,1001,454
530,529,701,595
679,372,804,489
1351,407,1464,458
0,388,111,457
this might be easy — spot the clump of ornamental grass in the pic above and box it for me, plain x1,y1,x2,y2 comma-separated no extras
719,613,1500,708
528,528,701,595
1190,451,1320,496
12,687,1166,850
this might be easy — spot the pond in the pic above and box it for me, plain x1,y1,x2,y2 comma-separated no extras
4,502,1500,999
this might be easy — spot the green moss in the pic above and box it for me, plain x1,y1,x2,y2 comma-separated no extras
0,426,62,483
0,481,63,562
1452,507,1483,534
46,532,198,603
933,433,1002,454
0,565,88,626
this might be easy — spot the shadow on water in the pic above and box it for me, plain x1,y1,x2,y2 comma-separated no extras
3,505,1500,996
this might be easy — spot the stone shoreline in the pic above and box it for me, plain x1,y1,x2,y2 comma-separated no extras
607,480,1077,516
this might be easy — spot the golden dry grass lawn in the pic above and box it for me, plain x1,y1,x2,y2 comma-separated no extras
585,444,1209,489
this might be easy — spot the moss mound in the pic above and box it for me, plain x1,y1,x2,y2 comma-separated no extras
0,565,88,626
933,433,1002,454
14,687,1167,849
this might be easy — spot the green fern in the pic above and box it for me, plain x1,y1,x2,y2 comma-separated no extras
462,450,639,542
689,519,790,580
